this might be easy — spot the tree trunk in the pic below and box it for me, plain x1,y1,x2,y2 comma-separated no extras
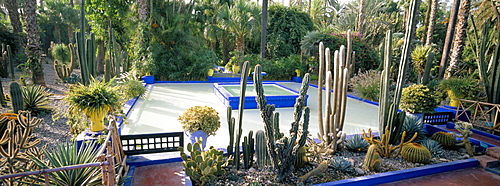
425,0,438,46
138,0,148,21
4,0,24,53
24,0,46,85
421,0,432,43
358,0,366,33
438,0,461,80
260,0,268,59
446,0,470,79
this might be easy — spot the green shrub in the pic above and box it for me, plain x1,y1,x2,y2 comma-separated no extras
400,84,439,113
349,70,381,101
178,106,221,136
437,77,484,101
51,43,70,62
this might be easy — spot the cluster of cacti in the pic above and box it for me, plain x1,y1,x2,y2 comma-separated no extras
420,139,444,157
379,0,420,145
242,130,254,169
455,121,474,156
401,143,432,164
105,27,128,82
362,127,417,158
345,134,369,152
179,139,228,186
477,19,500,105
53,43,77,81
431,131,456,149
75,0,96,86
363,144,382,172
331,156,351,171
255,130,268,167
316,30,352,153
10,82,24,113
300,161,328,183
0,111,45,185
254,64,310,182
294,145,308,169
226,106,236,157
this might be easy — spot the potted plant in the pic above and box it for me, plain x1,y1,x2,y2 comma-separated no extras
64,78,124,132
437,77,483,107
178,106,221,149
400,84,439,115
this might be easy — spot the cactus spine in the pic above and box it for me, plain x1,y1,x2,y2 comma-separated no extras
242,130,254,169
254,64,310,182
234,61,250,169
255,130,268,167
363,144,382,172
10,82,23,113
401,143,431,164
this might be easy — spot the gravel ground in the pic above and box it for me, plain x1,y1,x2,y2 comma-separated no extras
1,59,72,149
210,143,471,185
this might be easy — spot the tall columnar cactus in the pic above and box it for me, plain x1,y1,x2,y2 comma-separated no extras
234,61,250,169
254,64,310,182
54,43,77,82
75,0,97,85
379,0,420,144
0,111,44,185
255,130,268,167
422,52,434,85
10,82,23,113
226,106,236,157
363,144,382,172
317,32,351,152
242,130,254,169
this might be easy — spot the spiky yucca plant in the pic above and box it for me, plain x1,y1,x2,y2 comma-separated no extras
30,141,101,185
21,85,51,114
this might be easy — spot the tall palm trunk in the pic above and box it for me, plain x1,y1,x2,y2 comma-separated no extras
421,0,432,43
358,0,365,33
24,0,46,85
446,0,470,79
4,0,24,53
425,0,438,46
138,0,148,21
438,0,461,80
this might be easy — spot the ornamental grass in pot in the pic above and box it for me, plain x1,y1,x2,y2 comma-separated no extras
64,79,124,132
178,106,221,149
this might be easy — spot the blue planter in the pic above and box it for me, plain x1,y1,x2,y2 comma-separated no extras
141,76,155,84
185,130,209,149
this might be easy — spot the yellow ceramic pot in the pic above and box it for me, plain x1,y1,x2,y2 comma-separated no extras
232,65,240,74
84,106,110,132
447,90,460,107
208,69,214,76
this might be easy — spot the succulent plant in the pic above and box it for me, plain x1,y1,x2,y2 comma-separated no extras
401,115,426,142
178,106,221,136
294,145,308,169
331,156,351,171
431,131,456,149
179,139,228,186
401,143,432,164
420,139,444,157
345,134,369,152
363,144,381,172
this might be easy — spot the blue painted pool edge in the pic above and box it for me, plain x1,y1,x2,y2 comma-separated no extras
313,158,479,186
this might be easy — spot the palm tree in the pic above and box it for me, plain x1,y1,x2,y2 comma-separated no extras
425,0,438,46
138,0,148,20
24,0,46,85
358,0,365,33
4,0,23,53
446,0,471,79
438,0,461,80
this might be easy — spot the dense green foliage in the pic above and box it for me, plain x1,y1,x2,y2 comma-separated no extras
400,84,439,113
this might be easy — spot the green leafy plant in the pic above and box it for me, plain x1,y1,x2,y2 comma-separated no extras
345,134,369,152
437,77,483,101
349,70,381,101
115,73,147,99
30,141,101,185
400,84,439,113
178,106,221,136
51,43,70,62
21,85,51,115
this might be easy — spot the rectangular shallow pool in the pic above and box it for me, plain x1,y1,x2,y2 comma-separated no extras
214,83,307,109
121,82,380,149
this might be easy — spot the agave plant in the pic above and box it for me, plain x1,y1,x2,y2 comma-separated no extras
420,139,444,157
401,115,427,142
21,85,51,115
29,141,101,185
331,156,351,171
345,134,369,152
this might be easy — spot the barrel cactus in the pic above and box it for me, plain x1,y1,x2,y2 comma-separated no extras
401,143,432,164
363,144,381,172
431,131,456,149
